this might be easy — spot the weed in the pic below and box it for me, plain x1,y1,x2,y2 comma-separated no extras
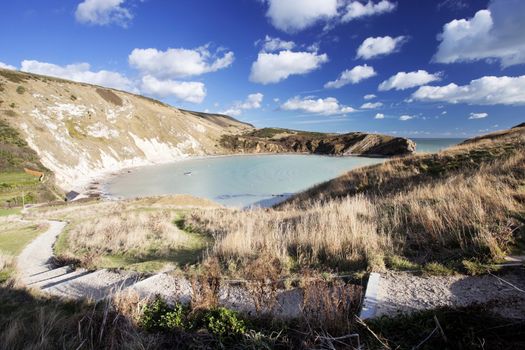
423,262,455,276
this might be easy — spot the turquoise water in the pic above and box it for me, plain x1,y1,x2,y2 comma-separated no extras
105,155,385,207
105,139,464,208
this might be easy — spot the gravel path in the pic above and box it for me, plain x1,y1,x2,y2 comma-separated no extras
17,220,67,282
15,219,525,320
14,220,306,318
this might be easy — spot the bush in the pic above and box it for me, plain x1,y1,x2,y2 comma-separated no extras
139,297,247,341
201,307,246,338
16,86,25,94
140,296,187,331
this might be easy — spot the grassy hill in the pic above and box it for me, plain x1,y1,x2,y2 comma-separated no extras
186,124,525,275
0,119,61,208
0,68,253,191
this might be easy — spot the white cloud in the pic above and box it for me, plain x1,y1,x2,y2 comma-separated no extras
399,115,414,121
250,50,328,84
356,36,406,59
281,96,354,115
129,46,234,79
20,60,134,91
364,94,377,100
240,93,264,109
434,0,525,67
411,75,525,105
378,70,442,91
469,112,488,119
260,35,295,52
0,61,16,70
324,64,376,89
264,0,339,33
361,102,383,109
221,93,264,116
75,0,132,27
374,113,385,119
342,0,397,22
140,75,205,104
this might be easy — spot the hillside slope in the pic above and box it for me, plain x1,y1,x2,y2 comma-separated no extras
0,68,252,190
1,68,415,195
279,124,525,207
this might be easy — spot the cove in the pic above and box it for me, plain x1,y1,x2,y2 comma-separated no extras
104,154,384,207
104,139,463,207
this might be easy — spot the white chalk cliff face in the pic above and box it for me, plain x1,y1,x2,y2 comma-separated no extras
0,69,252,190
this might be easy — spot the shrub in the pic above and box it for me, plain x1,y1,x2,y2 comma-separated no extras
201,307,246,338
16,86,25,94
140,296,187,331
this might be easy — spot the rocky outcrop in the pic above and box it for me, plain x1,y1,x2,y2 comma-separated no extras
221,130,416,157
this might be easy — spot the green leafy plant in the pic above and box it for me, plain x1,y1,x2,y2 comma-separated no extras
140,296,187,331
201,307,246,338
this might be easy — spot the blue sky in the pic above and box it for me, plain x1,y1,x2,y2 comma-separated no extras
1,0,524,138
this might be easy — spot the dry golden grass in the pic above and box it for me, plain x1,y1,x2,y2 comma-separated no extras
25,196,216,270
186,142,525,274
66,209,190,257
280,125,525,207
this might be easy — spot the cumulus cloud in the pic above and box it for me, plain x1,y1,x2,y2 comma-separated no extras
324,64,376,89
364,94,377,100
140,75,206,103
378,70,441,91
264,0,339,33
281,96,354,115
75,0,132,27
374,113,385,119
20,60,135,91
356,36,406,59
469,112,488,119
221,93,264,116
411,75,525,105
399,115,414,121
342,0,397,22
434,0,525,67
260,35,295,52
0,61,16,70
361,102,383,109
250,50,328,84
129,46,235,79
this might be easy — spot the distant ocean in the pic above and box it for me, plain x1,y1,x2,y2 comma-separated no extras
105,138,464,207
412,138,465,154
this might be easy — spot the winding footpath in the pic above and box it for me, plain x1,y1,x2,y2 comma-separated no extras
15,219,525,320
14,220,305,318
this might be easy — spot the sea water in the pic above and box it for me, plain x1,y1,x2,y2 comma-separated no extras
105,139,463,207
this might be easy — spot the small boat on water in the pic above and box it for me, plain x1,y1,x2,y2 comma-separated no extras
184,171,192,176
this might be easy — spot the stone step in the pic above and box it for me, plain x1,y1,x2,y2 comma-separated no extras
25,265,74,286
39,269,93,291
43,269,139,300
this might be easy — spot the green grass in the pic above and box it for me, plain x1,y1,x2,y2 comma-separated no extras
0,223,47,256
0,172,40,206
0,207,21,217
385,255,421,271
423,262,456,276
